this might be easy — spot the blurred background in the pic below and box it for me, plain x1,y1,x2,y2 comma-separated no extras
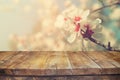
0,0,120,51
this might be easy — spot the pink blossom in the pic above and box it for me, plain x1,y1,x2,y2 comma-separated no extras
75,23,80,32
74,16,82,21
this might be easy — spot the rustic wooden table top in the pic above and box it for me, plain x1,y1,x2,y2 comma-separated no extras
0,51,120,76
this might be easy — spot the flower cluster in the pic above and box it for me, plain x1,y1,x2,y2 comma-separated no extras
55,6,102,44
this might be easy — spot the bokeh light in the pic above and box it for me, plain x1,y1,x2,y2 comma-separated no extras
0,0,119,51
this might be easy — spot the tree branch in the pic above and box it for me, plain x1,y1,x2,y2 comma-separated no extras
81,28,120,52
91,1,120,13
88,1,120,52
88,37,120,52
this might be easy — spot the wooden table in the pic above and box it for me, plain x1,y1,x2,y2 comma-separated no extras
0,51,120,80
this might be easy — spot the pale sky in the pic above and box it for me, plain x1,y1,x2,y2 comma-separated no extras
0,0,40,50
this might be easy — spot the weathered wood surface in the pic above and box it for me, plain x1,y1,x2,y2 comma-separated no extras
0,75,120,80
0,51,120,80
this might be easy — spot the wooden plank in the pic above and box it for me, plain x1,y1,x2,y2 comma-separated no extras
0,52,58,76
14,52,42,69
31,51,70,76
1,75,120,80
20,51,57,76
0,52,40,76
52,52,72,75
85,51,120,74
0,52,33,69
0,52,19,65
102,51,120,67
0,52,20,68
100,75,120,80
0,52,12,60
5,52,57,76
42,52,57,76
108,51,120,56
104,51,120,62
85,51,116,68
68,52,101,75
10,52,43,76
0,51,120,77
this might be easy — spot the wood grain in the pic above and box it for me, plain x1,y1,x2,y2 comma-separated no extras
0,51,120,80
68,52,101,75
0,76,120,80
85,51,120,74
